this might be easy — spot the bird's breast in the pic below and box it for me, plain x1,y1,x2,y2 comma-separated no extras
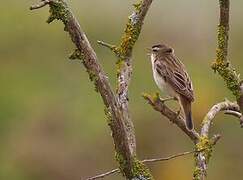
151,55,177,98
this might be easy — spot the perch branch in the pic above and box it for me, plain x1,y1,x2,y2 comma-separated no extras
85,150,195,180
143,93,199,143
211,0,243,112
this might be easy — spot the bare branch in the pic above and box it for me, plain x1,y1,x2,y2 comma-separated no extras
224,110,241,117
224,110,243,127
143,93,199,143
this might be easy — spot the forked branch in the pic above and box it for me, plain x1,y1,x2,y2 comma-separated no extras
30,0,154,179
194,100,240,180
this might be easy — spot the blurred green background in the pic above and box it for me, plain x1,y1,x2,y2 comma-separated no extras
1,0,243,179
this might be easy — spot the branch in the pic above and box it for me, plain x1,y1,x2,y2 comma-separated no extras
30,0,154,179
193,100,239,180
98,0,154,179
85,150,195,180
224,110,243,127
143,93,199,143
98,1,154,172
211,0,243,112
201,100,239,136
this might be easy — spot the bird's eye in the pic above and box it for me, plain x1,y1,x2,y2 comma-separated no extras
152,47,160,52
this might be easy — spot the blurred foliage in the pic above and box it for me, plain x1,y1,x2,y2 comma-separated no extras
0,0,243,179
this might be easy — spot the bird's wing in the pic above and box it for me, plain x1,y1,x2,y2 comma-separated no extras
154,55,194,102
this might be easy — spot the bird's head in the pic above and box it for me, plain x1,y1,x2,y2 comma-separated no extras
147,43,174,56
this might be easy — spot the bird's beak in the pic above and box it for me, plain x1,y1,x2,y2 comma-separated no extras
146,47,152,56
146,47,152,52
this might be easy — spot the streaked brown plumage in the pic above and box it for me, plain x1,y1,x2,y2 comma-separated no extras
149,43,194,130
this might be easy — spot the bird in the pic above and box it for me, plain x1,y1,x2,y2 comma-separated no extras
148,43,194,130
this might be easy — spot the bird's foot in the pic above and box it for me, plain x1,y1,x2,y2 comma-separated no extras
176,107,181,118
160,96,177,103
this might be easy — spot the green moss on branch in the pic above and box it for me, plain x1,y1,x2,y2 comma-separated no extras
212,1,242,102
212,24,241,98
195,136,213,164
47,0,71,25
193,136,214,180
115,152,154,180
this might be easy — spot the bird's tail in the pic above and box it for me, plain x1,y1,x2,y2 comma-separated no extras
186,111,193,130
179,96,193,130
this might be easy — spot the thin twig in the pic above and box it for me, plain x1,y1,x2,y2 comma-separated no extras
85,169,119,180
224,110,243,127
85,150,195,180
30,0,50,10
224,110,241,118
211,134,221,145
142,150,194,163
97,40,116,51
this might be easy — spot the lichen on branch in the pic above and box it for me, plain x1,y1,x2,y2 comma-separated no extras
211,0,242,105
30,0,154,179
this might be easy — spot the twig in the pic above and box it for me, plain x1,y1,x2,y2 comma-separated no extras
85,150,195,180
225,110,243,127
224,110,241,117
142,150,194,163
97,40,116,51
211,134,222,145
30,0,50,10
85,169,119,180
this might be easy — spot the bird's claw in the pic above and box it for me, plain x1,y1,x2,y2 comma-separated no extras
175,106,181,118
160,96,177,103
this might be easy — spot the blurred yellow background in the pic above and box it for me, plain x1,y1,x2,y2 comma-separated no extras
1,0,243,179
